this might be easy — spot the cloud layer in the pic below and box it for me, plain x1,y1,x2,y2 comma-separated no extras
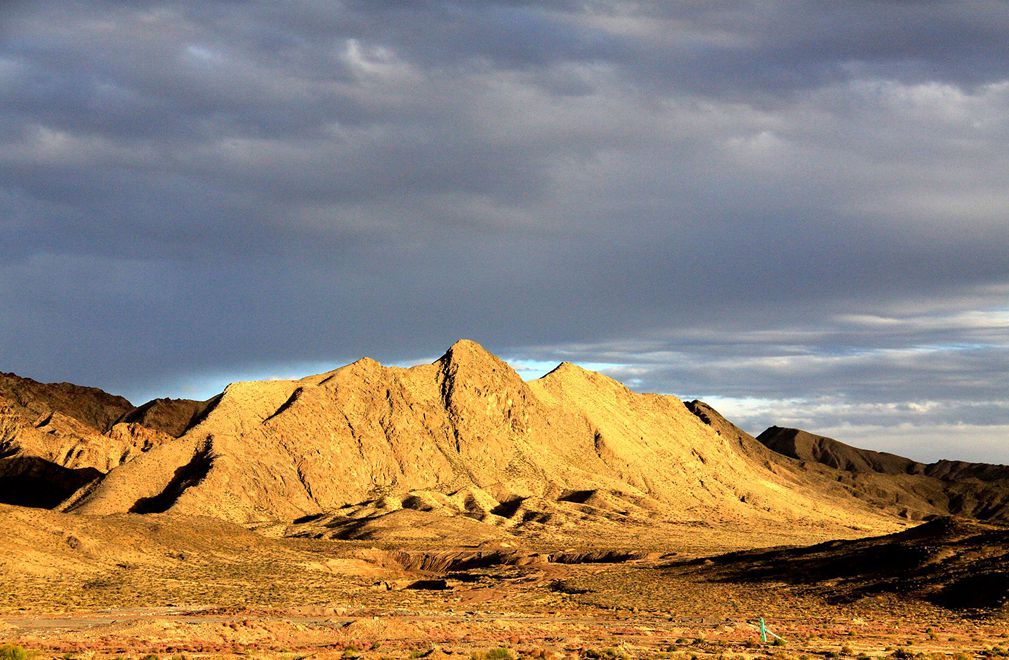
2,2,1007,460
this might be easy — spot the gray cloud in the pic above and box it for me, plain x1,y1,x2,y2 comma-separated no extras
1,1,1007,460
511,302,1009,461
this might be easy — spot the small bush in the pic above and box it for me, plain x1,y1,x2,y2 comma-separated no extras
471,649,516,660
0,646,28,660
582,648,631,660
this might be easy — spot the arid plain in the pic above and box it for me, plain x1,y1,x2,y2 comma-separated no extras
2,340,1008,658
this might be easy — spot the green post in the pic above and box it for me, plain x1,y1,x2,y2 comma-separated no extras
759,616,767,643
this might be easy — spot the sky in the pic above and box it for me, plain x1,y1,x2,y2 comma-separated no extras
2,1,1007,463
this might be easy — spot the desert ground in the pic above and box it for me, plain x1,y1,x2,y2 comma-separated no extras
5,512,1008,659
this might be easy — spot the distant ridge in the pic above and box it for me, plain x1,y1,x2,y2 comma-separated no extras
757,426,923,475
0,371,212,506
0,371,132,432
117,396,219,438
757,426,1009,523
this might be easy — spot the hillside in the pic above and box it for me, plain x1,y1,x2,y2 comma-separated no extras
117,396,220,438
0,373,211,506
0,372,136,471
758,426,924,474
0,372,133,432
63,340,902,544
673,516,1009,610
757,426,1009,522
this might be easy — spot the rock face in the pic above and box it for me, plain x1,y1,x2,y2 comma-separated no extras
757,426,1009,522
64,340,899,538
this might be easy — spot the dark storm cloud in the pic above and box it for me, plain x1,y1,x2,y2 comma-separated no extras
1,1,1007,459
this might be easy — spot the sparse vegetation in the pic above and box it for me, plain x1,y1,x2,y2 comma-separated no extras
471,649,516,660
582,648,632,659
0,646,28,660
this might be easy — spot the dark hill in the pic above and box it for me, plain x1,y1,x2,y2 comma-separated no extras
0,371,133,432
117,396,220,438
672,516,1009,610
0,372,185,504
756,425,1009,523
757,426,923,475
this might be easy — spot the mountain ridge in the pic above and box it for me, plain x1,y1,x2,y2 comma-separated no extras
756,425,1009,522
4,340,1008,547
0,371,213,506
60,340,903,542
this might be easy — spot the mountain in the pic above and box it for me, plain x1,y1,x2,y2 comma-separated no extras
0,373,130,505
6,342,1009,656
0,371,133,432
0,372,214,507
757,426,923,474
757,426,1009,522
117,396,220,438
60,340,903,544
9,339,1009,545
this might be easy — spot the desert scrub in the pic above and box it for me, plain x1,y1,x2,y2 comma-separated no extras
582,648,632,659
471,649,516,660
0,646,28,660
